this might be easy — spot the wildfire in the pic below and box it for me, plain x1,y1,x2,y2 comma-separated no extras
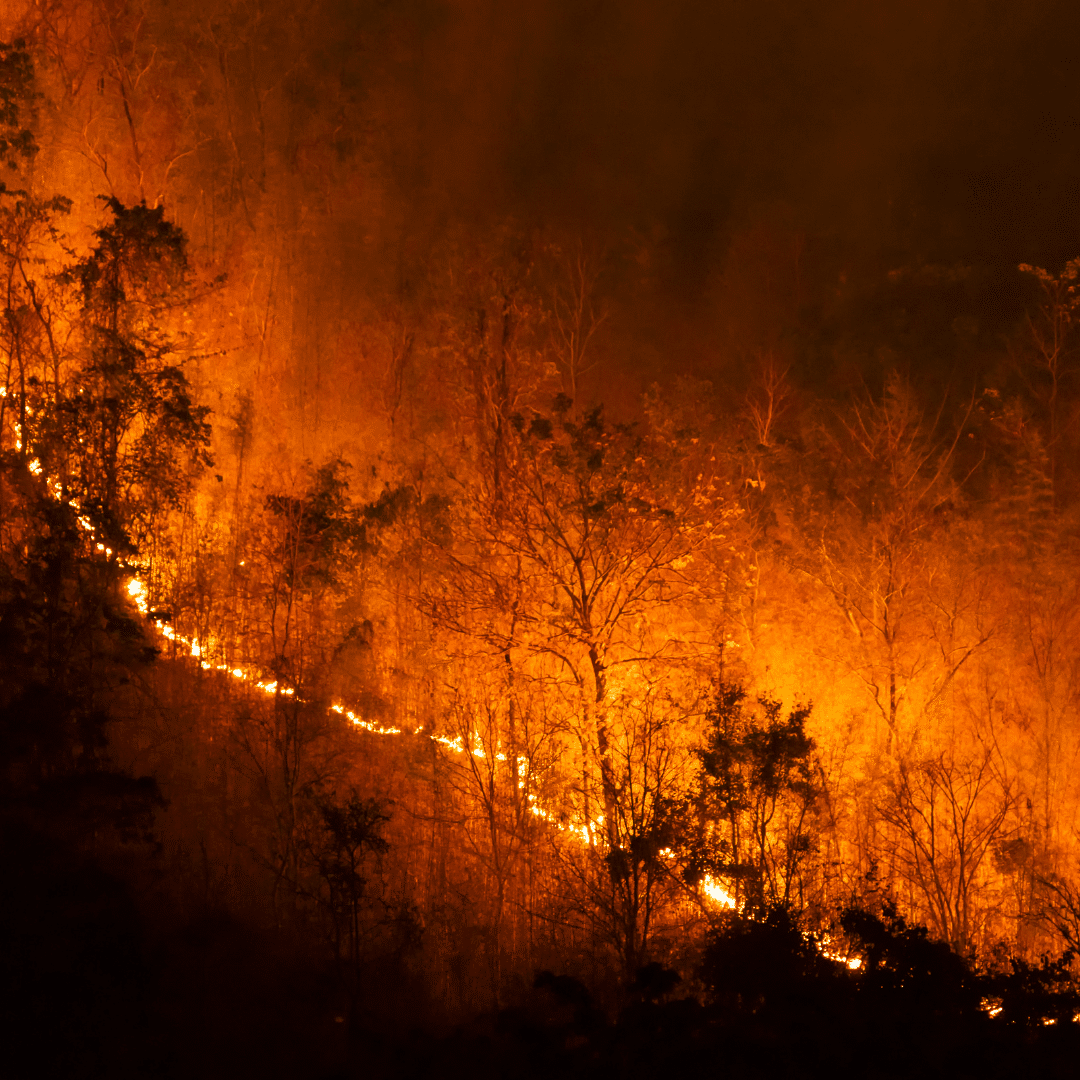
3,446,866,960
818,934,863,971
126,577,149,615
330,703,401,736
700,875,737,910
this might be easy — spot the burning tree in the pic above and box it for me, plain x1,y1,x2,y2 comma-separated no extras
679,681,822,916
876,745,1013,956
0,42,211,770
427,395,736,976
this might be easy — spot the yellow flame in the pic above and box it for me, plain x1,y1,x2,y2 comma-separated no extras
700,875,737,910
126,577,149,615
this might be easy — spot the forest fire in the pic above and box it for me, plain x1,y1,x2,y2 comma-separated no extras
5,4,1080,1077
701,876,738,911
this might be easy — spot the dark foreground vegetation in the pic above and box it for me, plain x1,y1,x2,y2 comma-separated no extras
5,788,1080,1080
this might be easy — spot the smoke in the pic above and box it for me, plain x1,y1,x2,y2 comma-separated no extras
385,0,1080,277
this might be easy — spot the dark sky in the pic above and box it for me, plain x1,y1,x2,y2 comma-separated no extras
386,0,1080,272
302,0,1080,400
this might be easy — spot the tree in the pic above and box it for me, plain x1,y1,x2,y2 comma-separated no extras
0,48,210,775
781,375,986,754
431,669,560,1004
876,746,1012,955
0,39,36,170
679,681,821,915
698,901,837,1013
307,792,390,980
1016,260,1080,507
429,397,732,978
554,682,695,979
226,460,370,915
56,197,212,554
491,403,722,836
542,238,608,410
0,57,180,1073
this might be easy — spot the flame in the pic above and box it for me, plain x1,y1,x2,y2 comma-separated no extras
0,446,848,947
700,875,737,910
126,577,149,615
819,934,863,970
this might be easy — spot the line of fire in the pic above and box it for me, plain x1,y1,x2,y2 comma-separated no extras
4,6,1080,1077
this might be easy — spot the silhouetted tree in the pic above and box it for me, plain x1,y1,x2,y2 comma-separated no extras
680,681,821,914
308,792,390,979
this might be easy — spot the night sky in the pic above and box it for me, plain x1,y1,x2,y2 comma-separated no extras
324,0,1080,400
373,1,1080,263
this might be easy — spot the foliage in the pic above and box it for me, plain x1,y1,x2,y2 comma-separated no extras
51,197,212,552
307,792,391,974
1,191,211,780
840,900,977,1006
0,39,36,170
681,681,820,914
698,902,838,1009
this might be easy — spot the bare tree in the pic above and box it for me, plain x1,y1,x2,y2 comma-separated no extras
1017,260,1080,505
560,683,694,978
877,746,1013,955
790,376,986,753
545,240,608,412
744,350,792,449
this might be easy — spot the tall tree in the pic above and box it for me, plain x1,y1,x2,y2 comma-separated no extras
679,681,821,915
